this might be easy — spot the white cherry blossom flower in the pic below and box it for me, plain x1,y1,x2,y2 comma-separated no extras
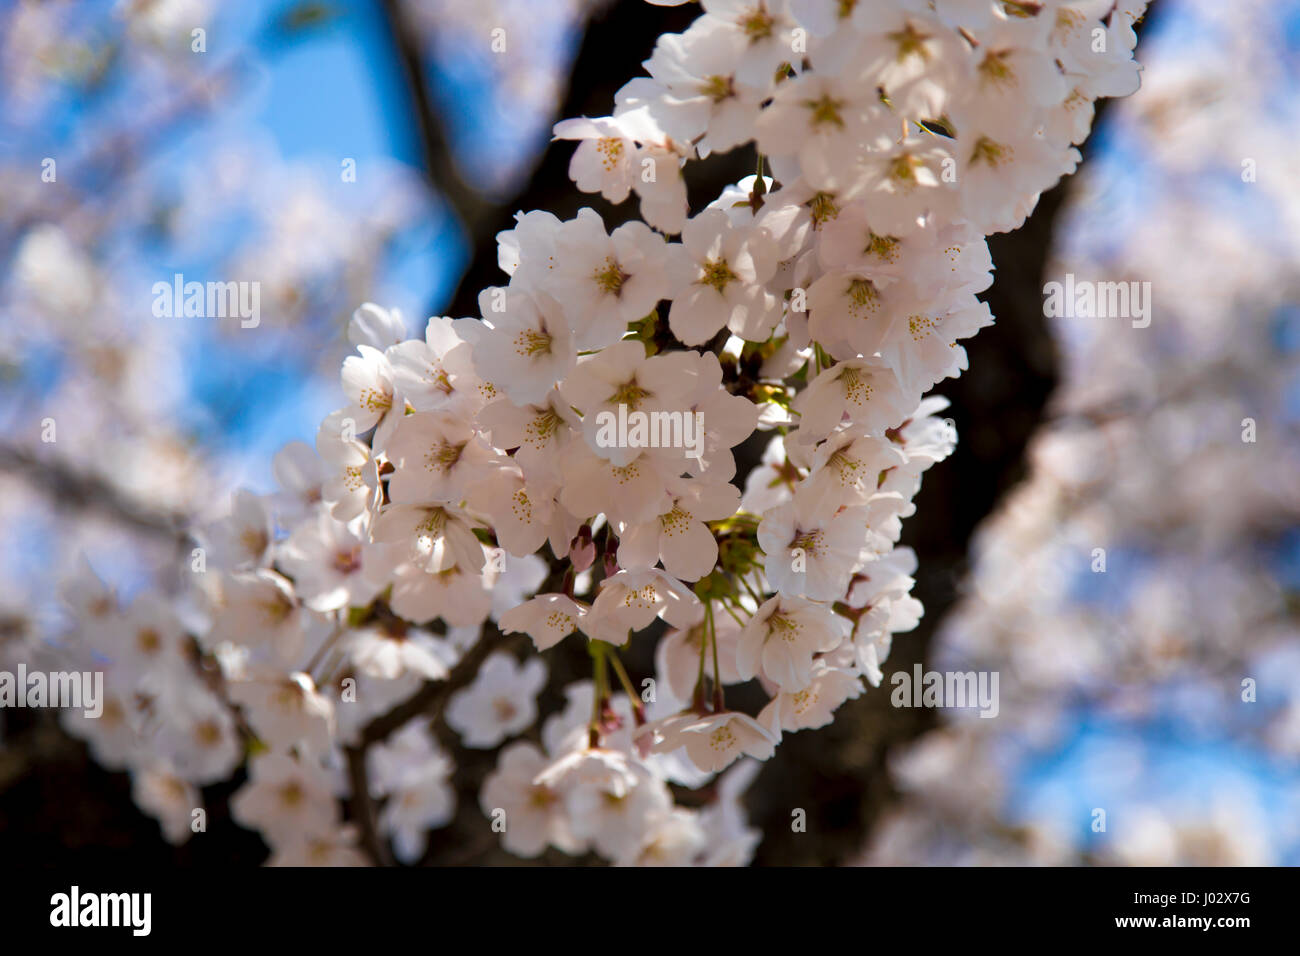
668,208,782,345
445,651,548,749
469,288,576,406
340,344,404,451
736,593,847,690
480,740,583,858
499,593,589,652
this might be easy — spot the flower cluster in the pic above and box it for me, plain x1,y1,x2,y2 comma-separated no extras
53,0,1147,864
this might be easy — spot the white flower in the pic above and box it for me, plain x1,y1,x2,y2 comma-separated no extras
205,569,303,666
267,827,370,867
792,358,916,442
316,412,380,522
499,594,588,652
754,71,887,189
348,302,407,350
370,723,456,863
758,661,863,731
550,208,693,349
227,672,335,752
803,428,908,509
617,477,740,581
639,709,779,774
879,298,994,397
371,502,485,574
465,466,558,559
668,208,781,345
469,288,576,406
476,390,579,487
566,764,674,860
806,271,913,361
640,23,762,153
279,513,386,613
106,592,190,677
616,808,708,866
758,491,873,601
446,651,548,749
340,344,404,451
60,691,143,770
231,752,339,844
581,568,701,646
737,594,847,690
552,115,641,204
131,764,201,845
344,624,455,681
561,339,694,464
699,0,800,89
950,104,1080,233
154,687,242,785
480,741,583,858
558,443,673,526
387,316,486,418
388,563,493,628
199,489,273,570
384,411,503,507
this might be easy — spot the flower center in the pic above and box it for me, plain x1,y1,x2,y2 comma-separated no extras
978,50,1015,88
846,278,881,316
525,408,561,446
659,506,691,535
969,136,1012,168
829,449,866,485
808,190,840,225
431,440,466,473
593,256,630,296
699,257,738,293
865,232,900,262
889,21,931,62
513,328,553,357
194,720,222,747
257,591,294,626
240,527,269,558
908,314,940,341
597,137,624,171
608,380,651,410
739,6,774,41
332,546,362,575
360,387,392,413
701,74,734,102
804,93,845,129
137,628,162,655
888,152,922,187
770,613,804,641
790,529,824,556
709,724,738,751
839,366,872,406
